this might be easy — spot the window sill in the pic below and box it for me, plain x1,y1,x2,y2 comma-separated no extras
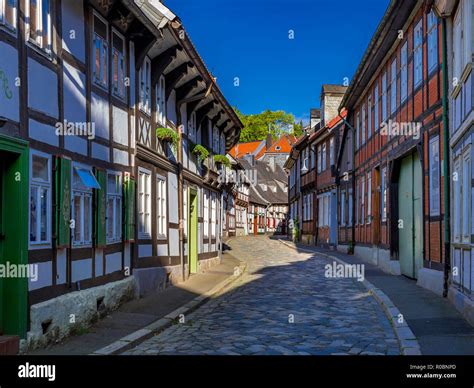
72,243,93,248
29,242,52,250
27,41,54,63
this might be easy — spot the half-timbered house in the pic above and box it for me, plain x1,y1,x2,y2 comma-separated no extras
339,0,446,292
0,0,241,351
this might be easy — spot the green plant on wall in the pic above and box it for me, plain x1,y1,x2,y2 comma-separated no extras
156,127,179,151
191,144,209,162
213,154,230,168
292,218,299,242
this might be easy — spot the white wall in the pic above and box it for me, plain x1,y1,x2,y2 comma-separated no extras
61,0,86,62
28,59,58,118
0,41,19,122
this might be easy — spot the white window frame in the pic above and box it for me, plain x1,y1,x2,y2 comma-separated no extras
367,172,372,224
317,145,321,173
374,84,379,131
348,189,353,226
106,171,123,244
453,157,462,243
0,0,17,31
361,176,365,225
156,75,167,127
322,143,326,171
138,167,152,239
381,72,387,122
139,57,152,115
72,164,94,247
356,112,360,149
211,192,217,238
29,150,52,247
26,0,52,54
367,95,372,139
414,19,423,88
390,58,397,114
203,190,209,239
462,148,471,243
112,28,126,100
381,166,387,222
427,11,438,74
156,174,167,239
340,190,346,226
429,136,440,216
361,104,366,145
92,11,109,88
401,41,408,103
329,137,335,166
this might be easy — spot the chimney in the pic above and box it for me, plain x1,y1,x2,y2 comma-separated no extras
266,132,273,151
244,154,255,167
269,156,276,172
310,108,321,130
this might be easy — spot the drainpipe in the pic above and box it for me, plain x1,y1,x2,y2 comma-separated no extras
176,84,213,281
441,17,451,298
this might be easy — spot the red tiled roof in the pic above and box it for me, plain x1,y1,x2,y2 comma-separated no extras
264,134,297,155
229,141,262,159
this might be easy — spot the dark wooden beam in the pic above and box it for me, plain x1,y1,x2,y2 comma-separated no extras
175,76,203,101
196,101,216,128
151,46,181,85
165,62,193,98
133,28,156,70
108,1,134,31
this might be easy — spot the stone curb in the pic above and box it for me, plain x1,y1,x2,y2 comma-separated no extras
92,259,247,355
278,239,422,356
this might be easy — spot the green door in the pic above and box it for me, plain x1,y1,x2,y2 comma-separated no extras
0,135,29,338
189,188,198,274
398,152,423,279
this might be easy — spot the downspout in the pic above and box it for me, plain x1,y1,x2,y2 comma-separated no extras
441,17,451,298
176,85,213,281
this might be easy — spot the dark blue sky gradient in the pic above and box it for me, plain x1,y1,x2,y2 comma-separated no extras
166,0,389,122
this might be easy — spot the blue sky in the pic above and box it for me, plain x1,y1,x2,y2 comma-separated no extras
167,0,389,123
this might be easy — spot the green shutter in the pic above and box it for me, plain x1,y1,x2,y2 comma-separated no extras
124,177,136,241
55,157,71,247
95,169,107,247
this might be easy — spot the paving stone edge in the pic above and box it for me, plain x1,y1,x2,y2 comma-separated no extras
278,239,422,356
91,257,247,356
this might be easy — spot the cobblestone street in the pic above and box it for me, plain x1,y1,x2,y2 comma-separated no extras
124,237,400,355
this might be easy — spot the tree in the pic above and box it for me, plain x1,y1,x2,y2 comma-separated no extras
234,108,302,142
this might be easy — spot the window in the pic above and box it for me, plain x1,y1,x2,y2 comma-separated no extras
72,166,95,246
112,30,126,99
188,111,197,142
183,185,187,238
324,194,330,226
156,75,166,126
93,13,108,87
429,136,440,216
453,158,461,242
367,95,372,139
317,145,321,173
329,137,335,166
462,149,471,242
220,133,226,155
381,166,387,222
27,0,51,53
367,172,372,223
107,173,122,243
348,189,353,226
138,168,151,238
213,127,219,153
390,58,397,114
356,178,359,225
361,176,365,225
30,152,51,245
381,72,387,123
156,175,167,238
374,84,379,131
139,57,151,114
356,112,360,149
203,190,209,238
361,104,366,145
0,0,17,31
311,144,316,169
401,42,408,103
322,143,326,171
414,19,423,88
211,192,217,238
303,147,309,170
453,2,471,85
427,11,438,74
340,190,346,226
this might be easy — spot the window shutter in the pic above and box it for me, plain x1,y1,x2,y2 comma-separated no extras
124,177,136,241
95,169,107,247
55,157,71,247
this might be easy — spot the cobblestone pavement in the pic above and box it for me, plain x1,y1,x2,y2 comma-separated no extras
124,237,401,355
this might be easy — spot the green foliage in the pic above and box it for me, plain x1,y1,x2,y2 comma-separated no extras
292,218,300,242
234,107,303,142
156,127,179,150
191,144,209,161
213,154,231,168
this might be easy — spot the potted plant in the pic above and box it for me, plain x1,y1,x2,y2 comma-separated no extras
191,144,209,162
292,219,299,243
348,240,354,255
156,127,179,151
213,154,230,168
